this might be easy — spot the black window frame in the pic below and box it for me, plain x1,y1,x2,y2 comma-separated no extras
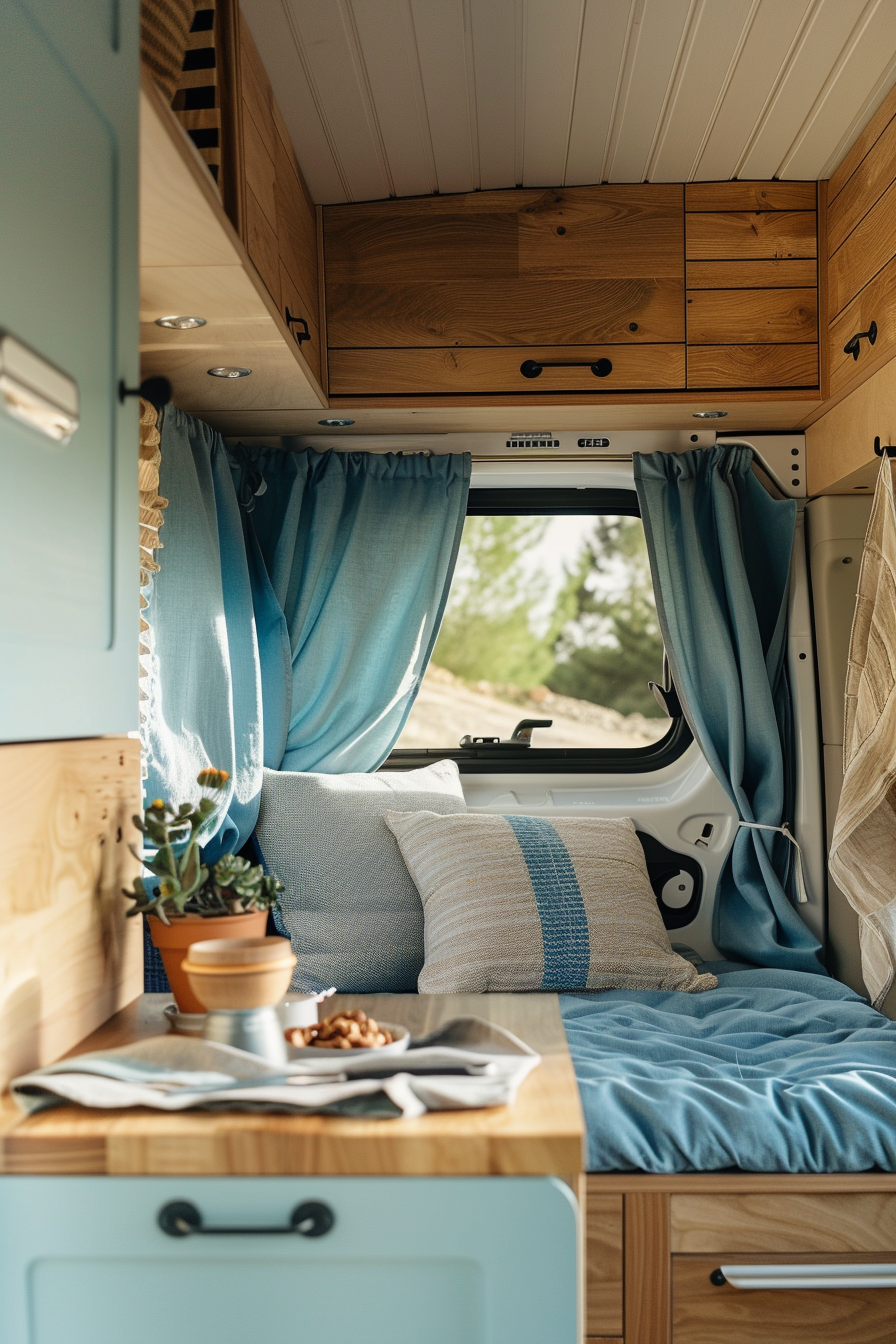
385,487,691,773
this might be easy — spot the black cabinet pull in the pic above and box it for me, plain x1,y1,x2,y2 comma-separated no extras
284,309,311,345
118,375,172,410
520,357,612,379
710,1268,727,1287
843,320,877,360
158,1199,335,1238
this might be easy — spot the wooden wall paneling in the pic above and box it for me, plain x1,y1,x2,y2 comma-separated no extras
686,211,817,261
584,1186,623,1337
684,181,817,212
316,205,328,398
670,1193,896,1253
686,289,817,344
828,81,896,202
803,355,896,494
329,345,686,397
817,180,830,401
688,344,818,390
672,1255,896,1344
828,109,896,255
625,1193,670,1344
243,185,280,307
828,254,896,401
686,259,817,289
828,176,896,321
0,738,143,1092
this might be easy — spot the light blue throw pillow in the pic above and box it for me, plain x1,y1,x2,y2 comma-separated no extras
255,760,467,992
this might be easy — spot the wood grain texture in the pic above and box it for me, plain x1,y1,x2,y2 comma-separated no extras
585,1189,623,1336
804,355,896,493
327,278,685,348
688,344,818,389
829,175,896,321
329,345,686,396
685,181,817,212
0,993,585,1177
686,260,817,289
686,211,817,261
625,1193,670,1344
0,738,143,1093
670,1194,896,1253
828,111,896,255
828,251,896,401
829,81,896,203
686,289,817,344
673,1255,896,1344
817,178,830,402
244,183,280,306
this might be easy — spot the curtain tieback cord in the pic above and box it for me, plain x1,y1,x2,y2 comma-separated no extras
737,821,809,904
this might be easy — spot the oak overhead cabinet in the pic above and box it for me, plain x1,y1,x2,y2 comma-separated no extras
323,181,820,402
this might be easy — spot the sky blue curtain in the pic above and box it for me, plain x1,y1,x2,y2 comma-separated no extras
633,445,824,974
232,447,471,773
143,406,264,864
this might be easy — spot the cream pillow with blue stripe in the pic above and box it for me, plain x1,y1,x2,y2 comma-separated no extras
385,811,718,994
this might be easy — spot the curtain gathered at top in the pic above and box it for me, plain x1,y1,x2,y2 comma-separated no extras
232,445,471,774
633,445,824,974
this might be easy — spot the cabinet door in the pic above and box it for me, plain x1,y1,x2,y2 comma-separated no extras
0,1175,579,1344
0,0,139,741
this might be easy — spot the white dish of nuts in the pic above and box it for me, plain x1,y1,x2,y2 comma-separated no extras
285,1009,410,1058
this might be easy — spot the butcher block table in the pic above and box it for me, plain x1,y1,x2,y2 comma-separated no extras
0,992,585,1177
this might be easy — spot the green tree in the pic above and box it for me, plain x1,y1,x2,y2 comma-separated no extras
434,515,573,687
548,516,667,718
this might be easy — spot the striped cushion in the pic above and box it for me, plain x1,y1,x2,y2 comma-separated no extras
385,811,718,994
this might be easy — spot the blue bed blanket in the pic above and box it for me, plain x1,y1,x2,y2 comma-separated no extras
560,966,896,1173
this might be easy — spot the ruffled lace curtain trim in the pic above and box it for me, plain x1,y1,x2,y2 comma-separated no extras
138,397,168,775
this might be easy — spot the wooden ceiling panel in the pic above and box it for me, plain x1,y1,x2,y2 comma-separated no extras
245,0,896,203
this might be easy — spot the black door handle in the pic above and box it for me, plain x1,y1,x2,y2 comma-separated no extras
843,320,877,360
284,309,311,344
521,358,612,379
158,1199,335,1238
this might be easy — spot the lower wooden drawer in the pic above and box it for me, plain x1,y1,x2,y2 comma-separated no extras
673,1255,896,1344
328,344,686,396
671,1192,896,1253
687,342,818,388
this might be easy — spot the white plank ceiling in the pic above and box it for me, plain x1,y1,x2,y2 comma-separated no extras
240,0,896,204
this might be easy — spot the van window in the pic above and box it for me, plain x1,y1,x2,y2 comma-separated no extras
389,489,686,772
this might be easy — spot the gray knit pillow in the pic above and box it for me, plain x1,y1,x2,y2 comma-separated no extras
256,760,466,993
385,811,718,994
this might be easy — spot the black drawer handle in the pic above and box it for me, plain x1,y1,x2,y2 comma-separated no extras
158,1199,335,1238
521,358,612,379
843,320,877,360
284,309,311,345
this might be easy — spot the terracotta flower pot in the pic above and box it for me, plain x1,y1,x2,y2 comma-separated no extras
147,910,270,1013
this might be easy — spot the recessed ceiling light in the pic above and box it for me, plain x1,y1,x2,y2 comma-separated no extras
207,366,251,379
692,410,728,419
318,418,355,427
155,315,207,329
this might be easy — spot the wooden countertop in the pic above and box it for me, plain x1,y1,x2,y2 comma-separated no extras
0,993,584,1178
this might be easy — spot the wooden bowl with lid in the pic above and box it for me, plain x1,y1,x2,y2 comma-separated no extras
181,936,296,1010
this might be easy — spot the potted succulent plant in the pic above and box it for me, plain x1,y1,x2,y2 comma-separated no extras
124,767,284,1012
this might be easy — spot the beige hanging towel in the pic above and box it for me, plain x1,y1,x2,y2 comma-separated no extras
830,454,896,1008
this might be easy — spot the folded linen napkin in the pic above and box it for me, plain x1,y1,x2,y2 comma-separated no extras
10,1018,540,1120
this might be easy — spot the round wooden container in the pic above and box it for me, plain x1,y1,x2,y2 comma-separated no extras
182,937,297,1010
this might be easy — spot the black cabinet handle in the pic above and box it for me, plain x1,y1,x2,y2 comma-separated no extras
521,358,612,379
710,1268,727,1286
843,320,877,360
284,309,311,345
158,1199,335,1238
118,375,172,410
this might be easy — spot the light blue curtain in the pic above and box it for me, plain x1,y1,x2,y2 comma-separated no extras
143,406,263,864
232,447,471,773
633,445,824,974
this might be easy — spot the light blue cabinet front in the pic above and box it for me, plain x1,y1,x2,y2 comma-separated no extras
0,1175,579,1344
0,0,139,741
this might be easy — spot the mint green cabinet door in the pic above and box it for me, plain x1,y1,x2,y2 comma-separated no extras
0,0,139,741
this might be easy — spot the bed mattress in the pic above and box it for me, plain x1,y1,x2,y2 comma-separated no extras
561,965,896,1173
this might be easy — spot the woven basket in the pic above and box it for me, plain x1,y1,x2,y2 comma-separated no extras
140,0,196,100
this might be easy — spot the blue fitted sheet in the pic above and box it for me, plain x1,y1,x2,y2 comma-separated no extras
560,966,896,1173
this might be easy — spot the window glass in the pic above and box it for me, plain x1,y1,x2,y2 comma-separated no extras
395,512,672,751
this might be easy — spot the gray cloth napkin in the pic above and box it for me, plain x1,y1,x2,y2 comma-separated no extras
10,1018,540,1120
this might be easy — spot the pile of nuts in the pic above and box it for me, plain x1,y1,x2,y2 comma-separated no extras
286,1009,394,1050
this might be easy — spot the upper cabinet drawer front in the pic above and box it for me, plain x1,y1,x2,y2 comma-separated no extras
828,259,896,399
671,1194,896,1253
686,211,817,261
829,176,896,320
327,278,684,348
686,181,817,212
828,113,896,255
329,344,686,396
687,289,818,344
688,344,817,389
324,185,684,350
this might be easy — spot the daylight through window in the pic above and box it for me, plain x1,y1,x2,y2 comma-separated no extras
395,509,673,752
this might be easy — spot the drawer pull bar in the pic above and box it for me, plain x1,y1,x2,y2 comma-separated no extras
713,1263,896,1290
520,358,613,379
158,1199,335,1239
